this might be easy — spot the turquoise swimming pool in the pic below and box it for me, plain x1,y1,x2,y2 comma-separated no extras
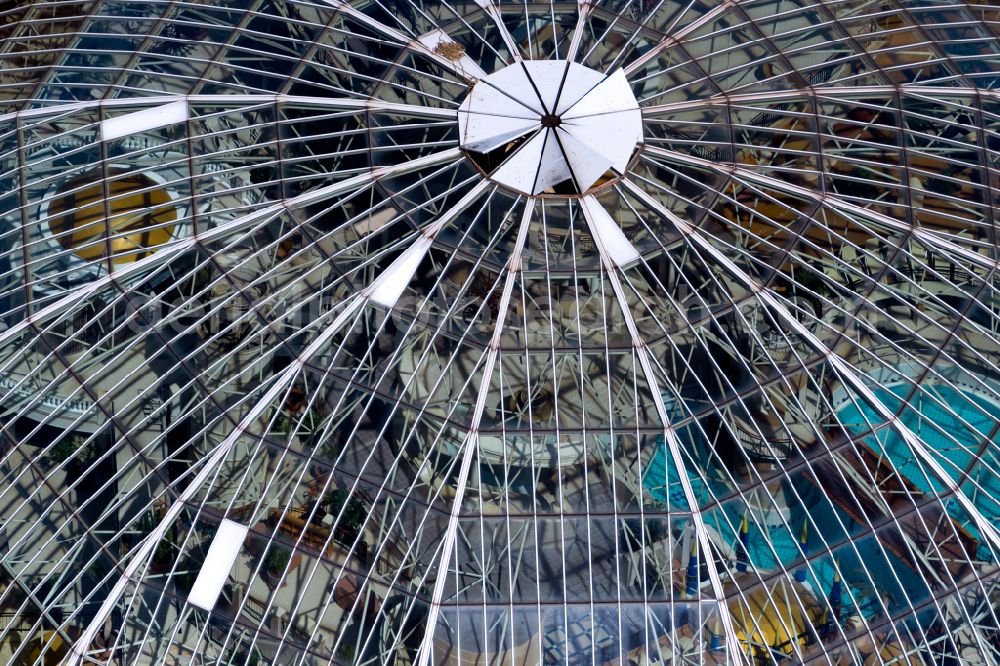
835,381,1000,541
638,386,956,621
706,497,926,621
641,430,714,511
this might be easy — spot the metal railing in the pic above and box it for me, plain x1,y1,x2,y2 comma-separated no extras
732,422,793,462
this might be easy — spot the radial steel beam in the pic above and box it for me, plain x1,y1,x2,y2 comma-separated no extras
623,177,1000,559
414,199,533,666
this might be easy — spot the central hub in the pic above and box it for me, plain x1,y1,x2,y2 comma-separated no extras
540,114,561,128
458,60,642,196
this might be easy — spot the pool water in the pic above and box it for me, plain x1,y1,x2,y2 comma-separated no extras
637,385,965,621
836,382,1000,540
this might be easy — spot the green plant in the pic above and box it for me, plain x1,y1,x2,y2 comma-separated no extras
325,487,349,514
925,165,963,197
264,545,291,574
145,521,180,565
271,412,291,433
304,407,325,431
836,168,882,200
175,568,197,592
225,647,261,666
325,488,366,541
336,642,356,663
154,540,172,563
153,526,176,564
343,496,365,534
43,434,90,468
318,436,344,460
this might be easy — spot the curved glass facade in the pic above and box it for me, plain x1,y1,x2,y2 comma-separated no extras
1,1,999,664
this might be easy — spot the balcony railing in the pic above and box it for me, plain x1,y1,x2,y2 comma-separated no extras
732,422,793,463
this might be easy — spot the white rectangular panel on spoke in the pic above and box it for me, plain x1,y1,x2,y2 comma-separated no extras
101,100,189,141
369,237,432,307
187,519,249,611
580,195,640,267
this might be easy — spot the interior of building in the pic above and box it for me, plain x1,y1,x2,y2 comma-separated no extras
0,0,999,664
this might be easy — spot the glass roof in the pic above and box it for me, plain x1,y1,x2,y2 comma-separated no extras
0,1,999,664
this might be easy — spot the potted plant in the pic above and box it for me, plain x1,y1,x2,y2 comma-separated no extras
325,488,369,560
270,412,291,435
150,530,174,575
224,647,261,666
262,545,291,589
43,434,90,470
